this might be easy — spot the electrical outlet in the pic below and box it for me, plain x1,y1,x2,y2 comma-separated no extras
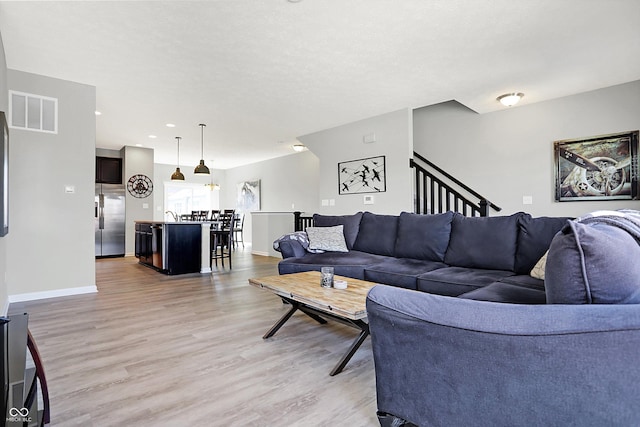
363,133,376,144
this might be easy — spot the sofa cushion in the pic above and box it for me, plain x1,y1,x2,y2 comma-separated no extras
306,225,348,252
498,274,545,291
545,210,640,304
458,281,547,304
364,258,447,290
444,213,521,271
313,212,363,249
353,212,399,257
417,267,515,297
277,250,388,280
514,214,569,274
394,211,453,262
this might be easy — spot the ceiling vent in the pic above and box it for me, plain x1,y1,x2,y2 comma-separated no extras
9,90,58,134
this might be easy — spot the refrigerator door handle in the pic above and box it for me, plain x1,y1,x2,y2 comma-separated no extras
98,193,105,229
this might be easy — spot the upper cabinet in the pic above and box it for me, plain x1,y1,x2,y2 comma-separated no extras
96,156,123,184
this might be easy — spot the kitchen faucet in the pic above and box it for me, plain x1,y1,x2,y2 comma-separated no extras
165,210,178,222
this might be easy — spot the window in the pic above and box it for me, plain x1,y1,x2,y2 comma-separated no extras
9,91,58,133
164,182,219,218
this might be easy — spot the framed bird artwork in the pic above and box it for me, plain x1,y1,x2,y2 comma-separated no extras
338,155,386,195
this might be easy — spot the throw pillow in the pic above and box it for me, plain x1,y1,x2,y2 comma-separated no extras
529,250,548,280
306,225,349,252
313,212,363,249
545,210,640,304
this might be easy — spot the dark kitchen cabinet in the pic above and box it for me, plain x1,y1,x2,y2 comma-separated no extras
135,222,153,266
135,222,202,275
96,156,122,184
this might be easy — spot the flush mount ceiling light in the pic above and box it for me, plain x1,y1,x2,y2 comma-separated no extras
497,92,524,107
166,123,176,128
292,143,305,152
171,136,185,181
194,123,210,175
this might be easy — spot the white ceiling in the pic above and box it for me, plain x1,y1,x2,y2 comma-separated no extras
1,0,639,169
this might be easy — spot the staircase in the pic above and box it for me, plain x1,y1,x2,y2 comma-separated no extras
410,151,501,217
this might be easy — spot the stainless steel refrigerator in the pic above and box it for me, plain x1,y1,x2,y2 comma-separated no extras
95,183,125,257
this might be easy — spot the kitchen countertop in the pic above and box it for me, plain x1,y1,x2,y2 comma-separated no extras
134,220,217,225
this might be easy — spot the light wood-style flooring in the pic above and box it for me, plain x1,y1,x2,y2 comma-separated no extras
9,249,378,426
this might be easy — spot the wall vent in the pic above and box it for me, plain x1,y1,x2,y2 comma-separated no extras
9,90,58,134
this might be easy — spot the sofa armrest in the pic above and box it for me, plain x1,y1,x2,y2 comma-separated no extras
273,232,308,259
366,285,640,427
277,239,306,259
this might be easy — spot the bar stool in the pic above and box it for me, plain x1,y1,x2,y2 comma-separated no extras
210,218,234,269
233,213,245,248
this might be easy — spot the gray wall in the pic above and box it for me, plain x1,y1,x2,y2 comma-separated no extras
299,108,413,215
413,81,640,218
0,31,8,313
122,146,154,255
7,69,96,298
222,150,320,243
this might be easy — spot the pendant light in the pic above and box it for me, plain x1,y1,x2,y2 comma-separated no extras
205,160,220,190
194,123,210,175
171,136,185,180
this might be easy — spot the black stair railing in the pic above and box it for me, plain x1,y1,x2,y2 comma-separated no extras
410,151,501,217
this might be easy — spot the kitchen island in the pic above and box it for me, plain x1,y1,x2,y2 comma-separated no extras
135,221,214,275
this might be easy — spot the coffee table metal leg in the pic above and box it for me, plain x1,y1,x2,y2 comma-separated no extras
263,298,330,339
261,295,369,376
298,305,328,325
263,303,299,339
330,322,370,376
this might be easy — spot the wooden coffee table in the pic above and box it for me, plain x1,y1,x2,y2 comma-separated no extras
248,271,379,376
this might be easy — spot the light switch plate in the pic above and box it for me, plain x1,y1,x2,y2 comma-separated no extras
364,195,374,205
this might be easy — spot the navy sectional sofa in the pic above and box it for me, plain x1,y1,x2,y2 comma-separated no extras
276,211,568,304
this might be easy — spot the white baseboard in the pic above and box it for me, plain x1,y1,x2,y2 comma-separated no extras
251,250,270,257
9,285,98,303
200,267,212,274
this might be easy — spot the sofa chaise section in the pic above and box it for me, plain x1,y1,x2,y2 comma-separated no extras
367,285,640,427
